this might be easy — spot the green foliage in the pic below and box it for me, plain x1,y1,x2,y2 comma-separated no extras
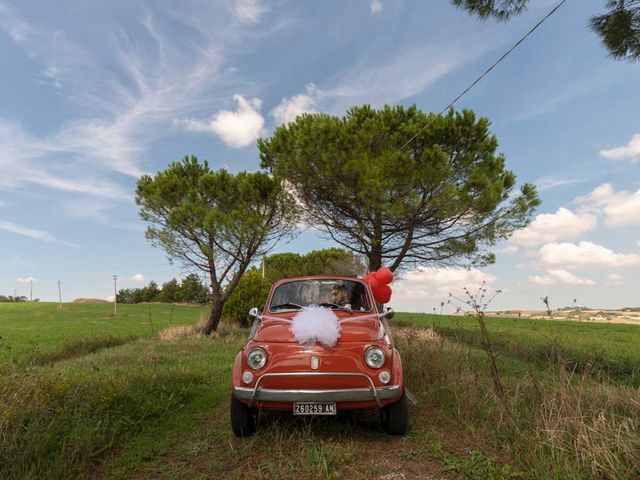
452,0,640,61
222,268,271,327
116,281,163,304
592,1,640,61
179,274,210,304
222,248,364,326
157,278,181,303
136,155,296,333
0,295,28,302
259,105,539,271
264,247,366,282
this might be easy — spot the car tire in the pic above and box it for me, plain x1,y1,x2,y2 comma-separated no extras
380,390,408,435
230,394,257,437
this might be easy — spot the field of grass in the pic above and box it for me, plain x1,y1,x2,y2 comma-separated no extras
1,303,639,479
397,312,640,386
0,302,208,368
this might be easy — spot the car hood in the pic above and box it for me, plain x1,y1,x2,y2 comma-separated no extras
253,311,383,343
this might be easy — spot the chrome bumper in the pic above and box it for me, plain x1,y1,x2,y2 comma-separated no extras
233,372,401,408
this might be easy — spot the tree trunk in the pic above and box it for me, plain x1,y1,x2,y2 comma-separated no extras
369,210,383,272
203,297,224,335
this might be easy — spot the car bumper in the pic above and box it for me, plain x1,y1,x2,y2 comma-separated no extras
233,372,402,408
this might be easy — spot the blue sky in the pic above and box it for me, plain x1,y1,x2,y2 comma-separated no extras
0,0,639,312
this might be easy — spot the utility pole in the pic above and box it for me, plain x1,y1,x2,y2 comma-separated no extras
57,280,62,310
30,278,33,302
113,275,118,316
262,255,265,279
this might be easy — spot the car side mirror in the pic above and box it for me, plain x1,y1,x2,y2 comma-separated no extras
384,307,394,320
248,307,261,320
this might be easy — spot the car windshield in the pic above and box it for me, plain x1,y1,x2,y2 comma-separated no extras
269,279,372,312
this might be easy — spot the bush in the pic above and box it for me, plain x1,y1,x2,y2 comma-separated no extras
222,269,270,327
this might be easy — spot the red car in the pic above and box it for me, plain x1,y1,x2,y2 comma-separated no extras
230,275,407,436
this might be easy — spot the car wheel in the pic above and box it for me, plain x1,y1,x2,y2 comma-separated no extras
380,390,408,435
230,394,257,437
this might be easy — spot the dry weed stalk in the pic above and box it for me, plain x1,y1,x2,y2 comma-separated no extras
450,282,509,412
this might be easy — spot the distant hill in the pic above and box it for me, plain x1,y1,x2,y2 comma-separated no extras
73,298,109,304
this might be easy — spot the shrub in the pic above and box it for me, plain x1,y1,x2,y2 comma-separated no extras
222,269,270,327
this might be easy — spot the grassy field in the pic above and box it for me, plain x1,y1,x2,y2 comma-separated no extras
0,302,208,368
397,312,640,386
1,303,639,479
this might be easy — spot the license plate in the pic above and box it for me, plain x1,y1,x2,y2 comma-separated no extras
293,402,337,415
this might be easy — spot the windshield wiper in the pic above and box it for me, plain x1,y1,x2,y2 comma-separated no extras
319,302,353,312
271,302,304,311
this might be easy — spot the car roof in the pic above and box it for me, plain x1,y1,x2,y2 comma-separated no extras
271,275,367,287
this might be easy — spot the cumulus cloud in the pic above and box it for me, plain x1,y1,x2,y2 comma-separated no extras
510,207,597,247
271,84,319,125
528,269,595,286
370,0,383,14
576,183,640,227
17,276,36,284
606,273,623,286
393,267,495,299
599,133,640,163
131,273,145,282
233,0,267,22
538,241,640,269
182,95,265,148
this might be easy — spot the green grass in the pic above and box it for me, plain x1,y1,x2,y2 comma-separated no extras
0,333,245,480
0,302,209,367
397,312,640,385
1,303,639,479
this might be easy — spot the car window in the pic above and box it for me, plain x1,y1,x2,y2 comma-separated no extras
269,279,371,312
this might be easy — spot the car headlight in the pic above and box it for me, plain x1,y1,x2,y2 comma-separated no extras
247,348,267,370
364,346,385,369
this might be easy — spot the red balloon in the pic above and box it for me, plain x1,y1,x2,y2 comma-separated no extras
377,267,393,285
373,284,392,304
365,275,380,291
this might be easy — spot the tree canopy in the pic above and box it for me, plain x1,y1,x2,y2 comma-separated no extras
451,0,640,61
136,156,296,333
259,105,539,272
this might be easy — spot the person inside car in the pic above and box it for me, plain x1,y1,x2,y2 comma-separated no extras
331,284,350,308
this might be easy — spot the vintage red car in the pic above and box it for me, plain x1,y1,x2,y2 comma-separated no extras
230,275,407,436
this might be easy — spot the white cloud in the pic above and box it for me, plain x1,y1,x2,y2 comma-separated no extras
233,0,267,22
17,276,36,284
389,267,497,312
599,133,640,163
606,273,623,286
0,2,276,202
321,32,496,113
370,0,383,14
0,220,78,247
271,84,319,125
130,273,146,282
528,269,595,286
183,95,265,148
538,241,640,269
497,244,519,254
395,267,496,298
105,295,116,302
576,183,640,228
510,208,597,247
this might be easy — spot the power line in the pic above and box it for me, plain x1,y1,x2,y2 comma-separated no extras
396,0,569,154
